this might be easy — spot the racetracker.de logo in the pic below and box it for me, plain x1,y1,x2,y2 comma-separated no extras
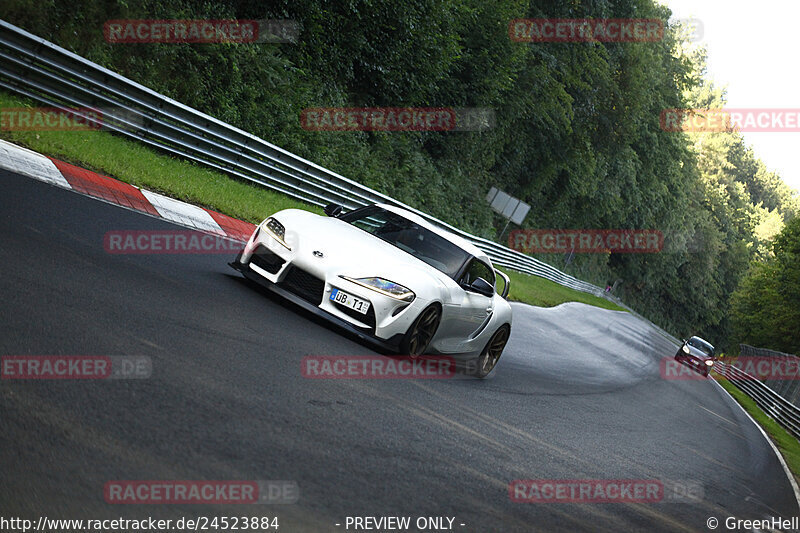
301,108,456,132
660,108,800,133
663,356,800,381
509,229,663,254
510,480,662,503
302,355,456,379
104,230,243,254
509,18,664,42
1,107,102,131
509,479,703,503
103,19,299,44
1,356,151,379
104,480,299,504
660,358,714,380
725,357,800,380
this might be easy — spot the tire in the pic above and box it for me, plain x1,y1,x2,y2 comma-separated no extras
400,305,441,357
473,325,511,379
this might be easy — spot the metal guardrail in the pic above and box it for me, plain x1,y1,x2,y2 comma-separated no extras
715,360,800,440
739,344,800,407
0,19,604,295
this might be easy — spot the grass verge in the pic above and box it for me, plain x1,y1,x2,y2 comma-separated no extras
503,269,627,311
714,373,800,482
0,91,318,223
1,89,625,312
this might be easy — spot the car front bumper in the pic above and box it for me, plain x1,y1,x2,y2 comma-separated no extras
675,352,713,372
230,257,406,352
231,227,432,349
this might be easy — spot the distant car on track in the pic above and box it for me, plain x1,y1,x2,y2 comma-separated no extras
675,336,716,377
230,203,513,377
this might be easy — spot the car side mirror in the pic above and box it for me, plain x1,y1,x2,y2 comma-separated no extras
496,270,510,299
324,203,343,217
469,277,494,298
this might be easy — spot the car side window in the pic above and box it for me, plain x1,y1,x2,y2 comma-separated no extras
459,260,495,291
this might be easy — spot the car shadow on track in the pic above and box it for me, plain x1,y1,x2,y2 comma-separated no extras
221,272,487,379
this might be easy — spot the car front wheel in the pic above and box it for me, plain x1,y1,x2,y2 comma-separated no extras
400,305,441,357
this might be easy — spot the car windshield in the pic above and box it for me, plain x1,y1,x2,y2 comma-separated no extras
688,337,714,356
341,206,469,277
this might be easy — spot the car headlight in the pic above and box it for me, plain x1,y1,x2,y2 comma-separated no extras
682,345,690,354
705,360,714,366
341,276,415,302
262,217,291,250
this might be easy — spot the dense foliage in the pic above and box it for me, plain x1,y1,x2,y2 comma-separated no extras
3,0,797,349
730,217,800,355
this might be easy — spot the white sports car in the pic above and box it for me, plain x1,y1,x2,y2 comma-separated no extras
230,203,513,377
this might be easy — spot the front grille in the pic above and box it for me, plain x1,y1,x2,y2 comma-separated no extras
249,245,286,274
278,266,325,305
335,301,376,332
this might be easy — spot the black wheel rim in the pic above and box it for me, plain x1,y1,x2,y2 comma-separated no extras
480,327,509,375
408,307,440,356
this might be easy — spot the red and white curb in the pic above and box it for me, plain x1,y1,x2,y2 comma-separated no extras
0,138,255,243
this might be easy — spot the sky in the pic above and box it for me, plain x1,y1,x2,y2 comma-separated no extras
664,0,800,192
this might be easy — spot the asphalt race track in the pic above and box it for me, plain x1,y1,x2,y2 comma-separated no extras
1,168,798,532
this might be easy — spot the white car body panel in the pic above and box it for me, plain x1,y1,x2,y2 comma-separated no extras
236,204,513,357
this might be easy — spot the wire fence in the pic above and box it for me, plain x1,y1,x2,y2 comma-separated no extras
735,344,800,408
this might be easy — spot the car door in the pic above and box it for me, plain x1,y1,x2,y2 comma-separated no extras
444,258,495,340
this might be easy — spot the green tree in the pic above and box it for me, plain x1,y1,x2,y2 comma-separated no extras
731,217,800,354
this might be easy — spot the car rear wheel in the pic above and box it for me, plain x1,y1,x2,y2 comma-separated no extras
474,325,510,379
400,305,441,357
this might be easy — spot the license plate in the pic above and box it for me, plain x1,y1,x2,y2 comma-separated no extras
330,288,370,315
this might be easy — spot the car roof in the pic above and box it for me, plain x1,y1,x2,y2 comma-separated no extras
375,203,491,265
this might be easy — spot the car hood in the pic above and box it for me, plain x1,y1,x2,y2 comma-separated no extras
274,209,454,286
